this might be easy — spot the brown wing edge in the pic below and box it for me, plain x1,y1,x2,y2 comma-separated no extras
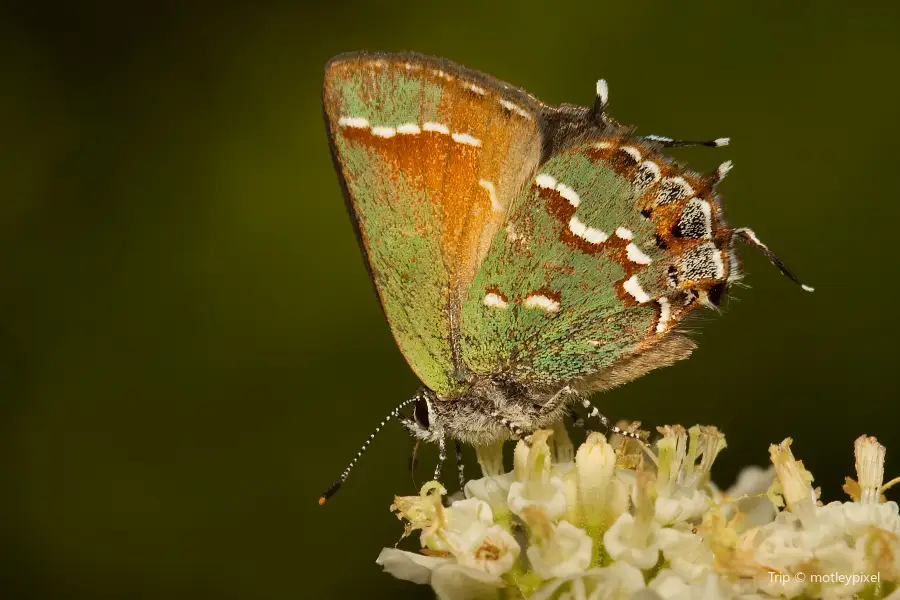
321,98,385,317
325,50,547,116
574,334,697,395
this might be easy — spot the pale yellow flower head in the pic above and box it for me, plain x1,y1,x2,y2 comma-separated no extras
379,428,899,600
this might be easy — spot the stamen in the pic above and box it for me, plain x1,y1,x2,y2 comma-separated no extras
855,435,886,504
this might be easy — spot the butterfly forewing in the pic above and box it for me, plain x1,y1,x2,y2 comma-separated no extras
461,139,731,387
323,53,543,395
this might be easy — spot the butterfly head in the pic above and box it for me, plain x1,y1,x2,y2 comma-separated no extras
402,388,444,443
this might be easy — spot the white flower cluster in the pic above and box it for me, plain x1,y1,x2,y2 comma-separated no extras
377,424,900,599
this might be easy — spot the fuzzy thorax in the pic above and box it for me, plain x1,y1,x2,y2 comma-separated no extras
403,380,574,447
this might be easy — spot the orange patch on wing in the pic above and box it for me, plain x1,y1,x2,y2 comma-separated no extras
338,116,510,298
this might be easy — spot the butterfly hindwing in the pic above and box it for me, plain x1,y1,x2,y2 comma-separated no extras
323,53,543,395
461,138,733,388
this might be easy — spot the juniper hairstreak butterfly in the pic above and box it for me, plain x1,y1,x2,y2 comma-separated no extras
319,52,811,504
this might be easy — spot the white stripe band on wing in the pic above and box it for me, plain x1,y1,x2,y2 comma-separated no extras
555,183,581,208
465,83,486,95
620,146,642,162
338,116,370,128
423,122,450,134
524,295,560,312
535,173,557,190
626,243,652,265
396,123,421,134
451,132,482,147
483,292,508,309
656,297,671,333
498,98,532,119
615,227,634,240
479,180,502,212
623,275,651,303
370,126,396,138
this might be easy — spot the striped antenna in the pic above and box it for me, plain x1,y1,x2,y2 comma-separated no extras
318,395,419,505
643,134,730,148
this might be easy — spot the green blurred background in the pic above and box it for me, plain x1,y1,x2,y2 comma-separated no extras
2,1,899,598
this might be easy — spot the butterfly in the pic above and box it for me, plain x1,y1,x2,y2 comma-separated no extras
319,51,810,503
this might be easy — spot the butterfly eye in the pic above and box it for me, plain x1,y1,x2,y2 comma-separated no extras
414,397,431,429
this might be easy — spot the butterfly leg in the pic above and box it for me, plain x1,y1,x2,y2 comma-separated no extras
642,134,730,148
495,415,532,443
568,409,586,431
577,395,644,442
455,441,466,490
434,436,447,481
542,385,580,415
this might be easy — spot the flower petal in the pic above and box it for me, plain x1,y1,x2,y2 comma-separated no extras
375,548,451,584
657,528,713,582
527,520,593,579
722,466,777,529
532,563,645,600
457,525,521,576
508,477,568,522
464,473,514,517
430,563,504,600
423,497,495,553
648,568,690,599
577,432,623,529
654,490,709,526
475,441,506,477
602,513,661,570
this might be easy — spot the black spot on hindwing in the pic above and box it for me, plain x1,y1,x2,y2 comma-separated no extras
657,178,691,205
676,199,710,239
667,265,679,287
707,282,727,306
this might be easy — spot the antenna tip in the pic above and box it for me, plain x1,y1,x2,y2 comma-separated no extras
319,479,342,504
801,284,815,292
714,137,730,147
